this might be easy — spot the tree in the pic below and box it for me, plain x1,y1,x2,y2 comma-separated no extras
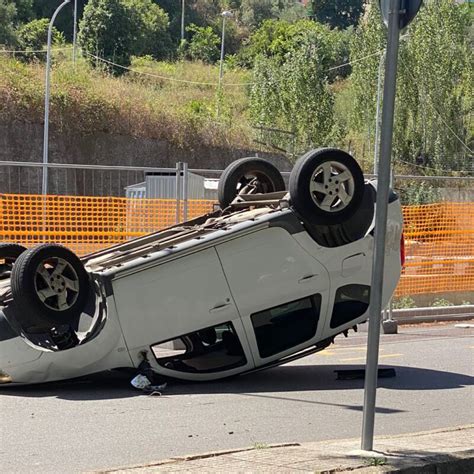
240,18,350,77
79,0,172,70
184,24,220,63
249,22,339,155
309,0,364,30
33,0,86,41
350,0,472,172
12,0,34,23
0,0,17,45
78,0,136,70
17,18,65,60
123,0,172,60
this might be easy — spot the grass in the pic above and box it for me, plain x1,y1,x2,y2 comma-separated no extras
0,53,255,150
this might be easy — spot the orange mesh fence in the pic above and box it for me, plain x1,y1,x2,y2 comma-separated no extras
1,194,473,297
0,194,214,256
395,202,474,297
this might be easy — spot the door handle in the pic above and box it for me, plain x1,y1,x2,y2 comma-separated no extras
209,301,231,313
298,274,318,283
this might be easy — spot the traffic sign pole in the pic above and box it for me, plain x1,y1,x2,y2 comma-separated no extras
361,0,401,451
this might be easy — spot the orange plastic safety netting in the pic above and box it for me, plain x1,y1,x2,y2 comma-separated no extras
395,202,474,297
1,194,473,297
0,194,214,255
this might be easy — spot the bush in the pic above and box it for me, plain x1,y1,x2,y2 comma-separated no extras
184,24,220,63
16,18,65,61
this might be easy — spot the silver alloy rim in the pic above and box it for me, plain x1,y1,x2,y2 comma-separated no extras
34,257,80,311
309,161,355,213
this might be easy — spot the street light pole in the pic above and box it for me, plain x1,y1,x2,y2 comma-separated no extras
42,0,71,196
72,0,78,65
217,10,233,118
181,0,185,42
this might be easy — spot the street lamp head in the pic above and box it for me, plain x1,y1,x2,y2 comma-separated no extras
221,10,233,18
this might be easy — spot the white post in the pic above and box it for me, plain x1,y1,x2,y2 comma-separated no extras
181,0,185,42
72,0,78,65
217,11,232,118
42,0,71,196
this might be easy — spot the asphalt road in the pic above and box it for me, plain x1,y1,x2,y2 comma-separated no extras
1,323,472,473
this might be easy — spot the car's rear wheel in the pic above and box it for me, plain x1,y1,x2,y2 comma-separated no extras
218,157,286,208
0,243,27,278
289,148,365,226
11,244,90,329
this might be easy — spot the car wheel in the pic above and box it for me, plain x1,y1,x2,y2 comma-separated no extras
11,244,90,329
0,243,27,278
305,183,376,247
218,157,286,208
289,148,365,226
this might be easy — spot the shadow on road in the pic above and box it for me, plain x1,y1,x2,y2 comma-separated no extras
1,364,472,403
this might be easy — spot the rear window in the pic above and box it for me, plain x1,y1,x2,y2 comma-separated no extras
251,295,321,358
330,284,370,328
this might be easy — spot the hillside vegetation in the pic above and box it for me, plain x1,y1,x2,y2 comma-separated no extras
0,54,255,150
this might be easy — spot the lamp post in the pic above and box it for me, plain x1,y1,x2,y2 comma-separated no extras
72,0,78,64
181,0,185,42
218,10,233,88
217,10,233,118
42,0,71,196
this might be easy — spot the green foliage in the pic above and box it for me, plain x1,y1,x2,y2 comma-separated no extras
33,0,86,41
79,0,136,71
239,0,307,31
241,18,348,74
0,0,18,45
17,18,65,60
184,24,220,63
398,181,440,205
432,298,454,307
350,0,473,172
123,0,172,60
309,0,364,29
392,296,416,309
12,0,33,23
250,35,337,156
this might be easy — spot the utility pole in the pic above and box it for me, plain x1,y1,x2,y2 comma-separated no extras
181,0,185,42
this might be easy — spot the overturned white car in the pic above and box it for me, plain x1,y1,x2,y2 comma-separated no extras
0,148,404,385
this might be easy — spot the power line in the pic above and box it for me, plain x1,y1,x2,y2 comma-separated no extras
395,157,473,175
83,49,385,88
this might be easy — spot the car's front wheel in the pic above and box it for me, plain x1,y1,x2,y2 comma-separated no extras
289,148,365,226
11,244,90,330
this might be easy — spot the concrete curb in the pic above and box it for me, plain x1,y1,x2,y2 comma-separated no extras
393,305,474,324
99,425,474,473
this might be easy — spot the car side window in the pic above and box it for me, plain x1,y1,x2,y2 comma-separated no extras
330,284,370,328
251,295,321,358
152,322,247,373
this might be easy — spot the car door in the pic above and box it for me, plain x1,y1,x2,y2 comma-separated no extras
216,226,331,367
111,247,255,380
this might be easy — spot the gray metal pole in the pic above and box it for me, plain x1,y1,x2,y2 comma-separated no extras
73,0,78,64
181,0,185,42
361,0,401,452
42,0,71,196
373,50,386,175
182,162,189,222
218,16,226,88
175,162,181,224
